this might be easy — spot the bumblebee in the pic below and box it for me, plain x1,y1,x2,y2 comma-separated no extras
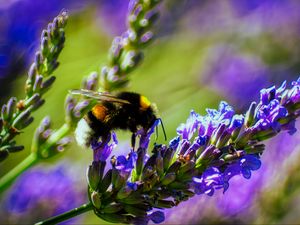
70,89,166,148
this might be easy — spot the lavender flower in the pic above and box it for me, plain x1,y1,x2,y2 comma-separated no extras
0,11,68,162
100,0,162,92
0,163,86,224
82,78,300,224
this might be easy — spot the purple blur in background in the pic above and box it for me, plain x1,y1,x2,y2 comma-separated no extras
0,162,86,224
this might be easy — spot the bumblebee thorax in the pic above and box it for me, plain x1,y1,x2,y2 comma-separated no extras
140,95,151,110
92,104,108,121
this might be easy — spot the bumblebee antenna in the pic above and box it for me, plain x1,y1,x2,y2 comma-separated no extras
158,118,167,141
155,124,159,142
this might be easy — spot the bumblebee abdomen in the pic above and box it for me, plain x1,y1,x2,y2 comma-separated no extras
75,104,111,147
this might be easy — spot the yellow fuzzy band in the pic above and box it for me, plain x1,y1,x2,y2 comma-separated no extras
140,95,151,110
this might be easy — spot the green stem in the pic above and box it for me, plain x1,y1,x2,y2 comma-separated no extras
35,202,93,225
0,153,38,192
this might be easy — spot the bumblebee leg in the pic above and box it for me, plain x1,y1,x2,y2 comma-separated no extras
131,133,136,150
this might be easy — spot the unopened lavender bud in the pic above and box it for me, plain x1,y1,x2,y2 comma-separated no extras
178,161,195,174
52,17,59,33
27,63,37,82
24,93,41,108
161,172,176,185
156,151,164,176
140,31,153,45
48,61,59,73
57,137,71,149
121,51,143,73
210,158,225,167
41,37,49,55
33,75,43,92
141,166,155,181
235,128,253,148
6,97,17,121
73,100,89,118
85,72,98,90
253,129,277,141
109,37,123,63
112,169,126,190
12,108,31,130
31,99,45,111
102,202,123,213
107,66,119,81
20,117,34,129
41,76,56,90
41,29,48,39
99,213,132,224
168,181,189,191
35,51,43,71
91,191,101,209
210,124,226,146
145,10,159,24
0,150,9,162
216,130,231,148
42,129,52,139
41,116,51,129
1,104,8,121
136,147,146,176
245,102,257,127
139,18,149,27
196,145,217,165
179,140,190,155
222,150,245,162
87,161,101,191
0,119,3,131
163,147,175,171
58,10,68,27
117,186,133,199
166,161,181,174
128,4,143,23
99,169,112,193
7,145,24,153
245,144,265,154
124,204,147,217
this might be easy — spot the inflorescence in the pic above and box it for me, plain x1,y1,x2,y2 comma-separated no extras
86,78,300,224
0,11,68,162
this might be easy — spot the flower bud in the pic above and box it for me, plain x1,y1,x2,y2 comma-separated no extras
0,150,9,162
41,76,56,90
124,204,147,217
245,102,258,127
33,75,43,92
99,169,112,193
24,93,41,108
6,97,17,121
87,161,101,191
91,191,101,209
102,202,123,213
161,172,176,186
166,161,181,174
12,108,31,130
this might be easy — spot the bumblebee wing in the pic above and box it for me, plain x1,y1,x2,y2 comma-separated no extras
69,89,130,104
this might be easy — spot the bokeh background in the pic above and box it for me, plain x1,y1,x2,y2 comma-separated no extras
1,0,300,224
